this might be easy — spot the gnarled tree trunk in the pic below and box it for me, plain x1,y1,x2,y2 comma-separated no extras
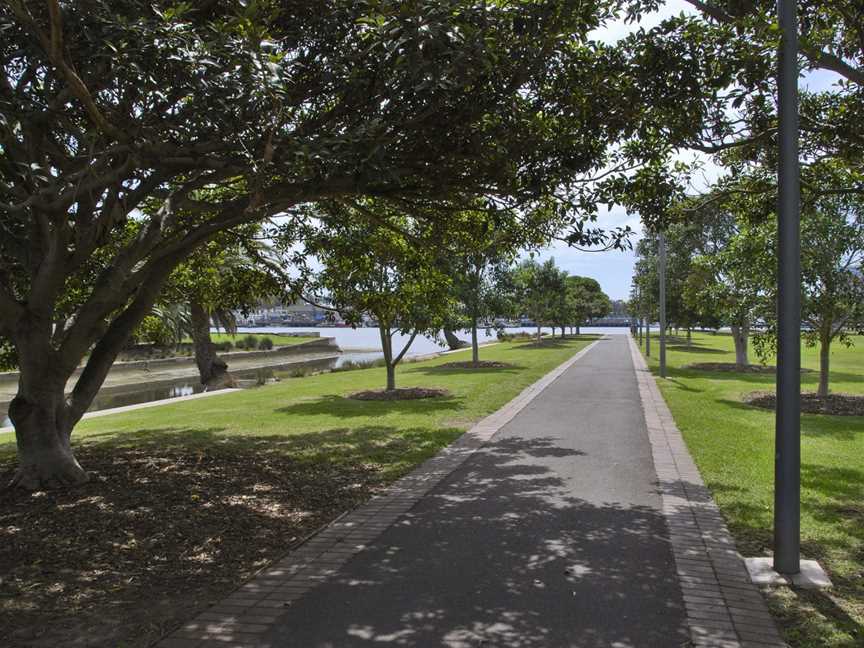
189,300,229,386
730,323,749,369
8,380,88,489
443,329,466,351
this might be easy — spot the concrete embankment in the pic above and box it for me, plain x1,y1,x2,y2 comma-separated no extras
0,338,342,423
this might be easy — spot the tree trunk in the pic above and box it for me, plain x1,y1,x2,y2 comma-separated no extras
380,326,396,391
576,324,580,335
8,382,88,489
646,327,651,357
560,327,565,339
551,326,556,337
687,327,692,347
818,333,831,398
443,329,464,351
471,319,479,366
536,324,542,345
730,324,749,369
190,300,229,386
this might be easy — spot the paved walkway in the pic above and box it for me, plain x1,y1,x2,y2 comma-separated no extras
163,335,785,648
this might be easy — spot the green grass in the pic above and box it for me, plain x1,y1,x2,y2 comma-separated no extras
640,331,864,647
1,337,595,484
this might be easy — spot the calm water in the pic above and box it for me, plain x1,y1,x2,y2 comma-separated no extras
239,325,628,356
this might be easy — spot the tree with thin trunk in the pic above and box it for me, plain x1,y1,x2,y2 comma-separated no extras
307,203,454,392
800,193,864,397
514,259,568,344
440,208,545,365
751,185,864,396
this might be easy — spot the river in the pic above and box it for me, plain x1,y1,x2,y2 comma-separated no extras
238,325,629,358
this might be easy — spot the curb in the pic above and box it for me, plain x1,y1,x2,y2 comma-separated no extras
627,335,787,648
157,337,603,648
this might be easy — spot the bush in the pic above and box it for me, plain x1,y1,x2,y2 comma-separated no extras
258,337,274,350
213,341,233,352
497,331,533,342
238,334,259,350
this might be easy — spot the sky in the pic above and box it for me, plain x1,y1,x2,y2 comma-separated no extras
528,0,845,301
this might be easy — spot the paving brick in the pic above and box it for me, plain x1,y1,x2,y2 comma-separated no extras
627,337,787,648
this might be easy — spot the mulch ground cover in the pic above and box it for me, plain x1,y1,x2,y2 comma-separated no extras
744,391,864,416
348,387,449,401
437,361,512,369
0,442,382,647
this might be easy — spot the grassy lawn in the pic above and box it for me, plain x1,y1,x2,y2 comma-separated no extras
0,336,594,648
640,331,864,647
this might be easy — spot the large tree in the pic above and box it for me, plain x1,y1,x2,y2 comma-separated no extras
1,1,644,488
564,275,610,335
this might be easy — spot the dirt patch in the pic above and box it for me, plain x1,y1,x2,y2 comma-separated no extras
348,387,449,401
744,391,864,416
687,362,812,374
0,443,381,647
437,361,513,370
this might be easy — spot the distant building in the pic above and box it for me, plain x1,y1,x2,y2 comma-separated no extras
235,299,335,327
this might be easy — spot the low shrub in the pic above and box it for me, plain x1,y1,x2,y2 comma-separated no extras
497,331,533,342
258,337,274,350
238,334,259,350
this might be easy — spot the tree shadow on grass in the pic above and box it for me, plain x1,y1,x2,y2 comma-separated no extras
275,393,464,419
0,424,460,648
667,344,726,354
406,363,525,376
666,378,704,394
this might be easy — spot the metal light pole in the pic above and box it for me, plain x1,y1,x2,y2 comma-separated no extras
774,0,801,575
646,316,651,357
658,231,667,378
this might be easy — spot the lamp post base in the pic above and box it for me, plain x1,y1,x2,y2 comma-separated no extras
744,557,832,589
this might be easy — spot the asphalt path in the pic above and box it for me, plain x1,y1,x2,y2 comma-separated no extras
266,335,688,647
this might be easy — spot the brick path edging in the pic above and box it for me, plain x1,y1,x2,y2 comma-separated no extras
158,338,604,648
627,335,787,648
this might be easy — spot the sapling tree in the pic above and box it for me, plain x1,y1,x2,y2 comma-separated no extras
443,206,553,364
514,259,568,344
308,203,454,392
749,185,864,396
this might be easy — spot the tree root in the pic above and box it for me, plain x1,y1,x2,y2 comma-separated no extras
9,462,90,491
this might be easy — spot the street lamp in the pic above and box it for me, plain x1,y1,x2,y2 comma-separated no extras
658,231,667,378
774,0,800,576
